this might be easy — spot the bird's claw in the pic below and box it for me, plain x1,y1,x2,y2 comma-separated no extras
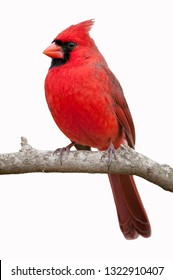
101,142,117,170
53,142,75,164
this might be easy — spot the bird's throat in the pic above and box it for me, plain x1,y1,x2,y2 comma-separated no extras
49,51,70,69
49,58,66,69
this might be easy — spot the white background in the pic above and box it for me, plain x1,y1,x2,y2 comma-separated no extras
0,0,173,261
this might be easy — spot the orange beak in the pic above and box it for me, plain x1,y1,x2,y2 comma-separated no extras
43,43,64,59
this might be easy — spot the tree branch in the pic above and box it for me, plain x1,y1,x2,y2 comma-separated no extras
0,137,172,192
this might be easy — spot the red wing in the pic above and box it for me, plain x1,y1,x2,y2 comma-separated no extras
106,68,136,148
115,96,135,148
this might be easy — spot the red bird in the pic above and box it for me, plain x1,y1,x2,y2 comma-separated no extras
43,19,151,239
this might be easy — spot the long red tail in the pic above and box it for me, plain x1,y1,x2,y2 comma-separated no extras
108,174,151,239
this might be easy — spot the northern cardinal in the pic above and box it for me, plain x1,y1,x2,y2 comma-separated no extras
43,20,151,239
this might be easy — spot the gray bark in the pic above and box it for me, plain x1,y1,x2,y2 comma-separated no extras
0,137,172,192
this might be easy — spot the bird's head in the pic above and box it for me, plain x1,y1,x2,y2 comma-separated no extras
43,19,100,68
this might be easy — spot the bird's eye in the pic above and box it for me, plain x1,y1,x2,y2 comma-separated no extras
67,42,77,50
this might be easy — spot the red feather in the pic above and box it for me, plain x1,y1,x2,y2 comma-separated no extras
43,20,151,239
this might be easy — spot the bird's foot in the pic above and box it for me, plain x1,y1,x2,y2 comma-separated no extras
101,142,117,170
53,142,75,164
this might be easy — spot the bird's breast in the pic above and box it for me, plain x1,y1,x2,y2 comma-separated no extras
45,66,121,149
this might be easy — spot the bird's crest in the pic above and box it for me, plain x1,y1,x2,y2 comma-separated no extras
54,19,95,44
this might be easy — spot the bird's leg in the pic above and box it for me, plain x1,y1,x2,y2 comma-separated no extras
103,129,128,169
53,141,75,155
53,142,75,164
106,141,117,160
101,141,117,170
